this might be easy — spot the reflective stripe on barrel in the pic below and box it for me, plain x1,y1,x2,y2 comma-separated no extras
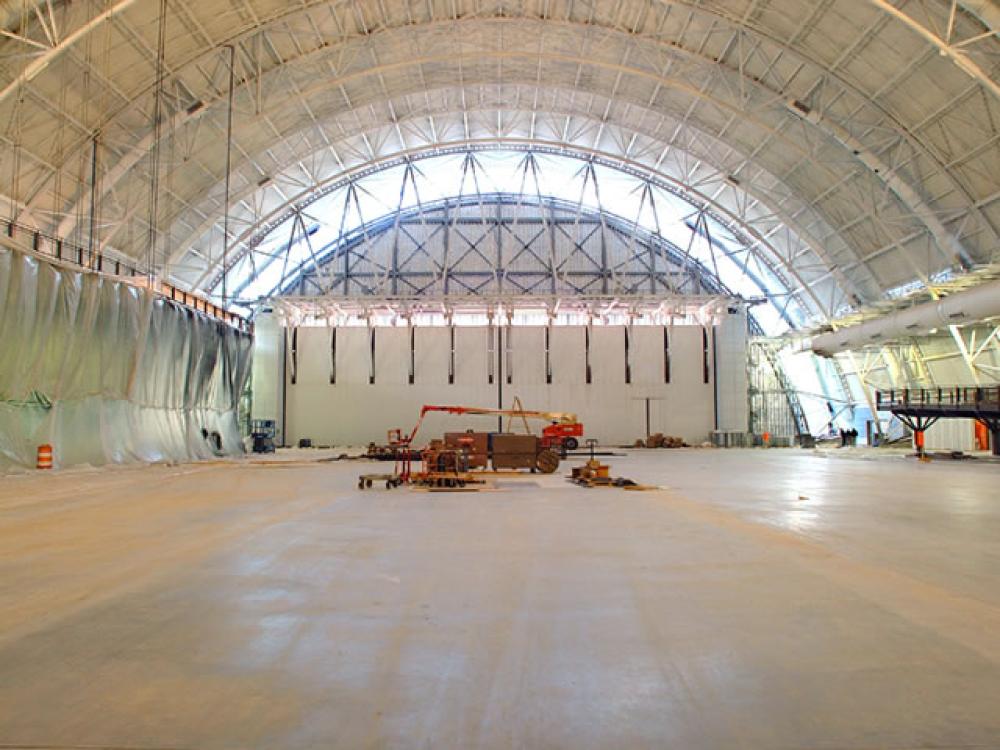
36,444,53,470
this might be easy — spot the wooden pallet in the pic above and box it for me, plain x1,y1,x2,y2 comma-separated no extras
411,483,498,493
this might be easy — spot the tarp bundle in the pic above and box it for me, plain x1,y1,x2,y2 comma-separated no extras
0,246,252,471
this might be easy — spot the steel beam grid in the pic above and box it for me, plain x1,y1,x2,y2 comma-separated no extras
212,146,797,314
257,193,732,306
0,1,995,321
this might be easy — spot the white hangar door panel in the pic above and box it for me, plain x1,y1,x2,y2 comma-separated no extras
285,327,334,446
504,326,547,413
659,326,715,442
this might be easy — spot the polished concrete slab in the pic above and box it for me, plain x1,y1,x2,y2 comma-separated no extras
1,449,998,749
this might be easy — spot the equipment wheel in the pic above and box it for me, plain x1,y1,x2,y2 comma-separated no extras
358,479,365,490
564,437,579,451
366,479,373,489
536,449,560,474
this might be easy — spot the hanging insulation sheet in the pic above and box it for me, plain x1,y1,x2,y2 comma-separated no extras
0,247,251,471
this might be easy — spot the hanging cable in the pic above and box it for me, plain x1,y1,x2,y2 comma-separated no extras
146,0,169,281
222,43,236,308
146,0,167,283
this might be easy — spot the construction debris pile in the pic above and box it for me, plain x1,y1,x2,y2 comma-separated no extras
634,433,687,449
568,442,658,491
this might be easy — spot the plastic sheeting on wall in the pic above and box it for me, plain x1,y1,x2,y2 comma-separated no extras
0,247,252,471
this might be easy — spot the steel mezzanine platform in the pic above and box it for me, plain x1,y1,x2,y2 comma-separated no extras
876,386,1000,456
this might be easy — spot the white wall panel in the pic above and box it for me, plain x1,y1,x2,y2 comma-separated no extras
510,327,546,386
659,327,715,440
286,327,334,443
277,323,734,447
632,326,666,386
715,310,749,432
374,327,408,385
924,419,976,452
415,327,450,385
296,327,332,386
590,327,624,385
337,328,369,384
551,327,586,386
287,327,362,445
454,327,489,386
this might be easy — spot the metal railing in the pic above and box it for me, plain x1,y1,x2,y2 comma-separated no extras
877,386,1000,411
1,217,251,334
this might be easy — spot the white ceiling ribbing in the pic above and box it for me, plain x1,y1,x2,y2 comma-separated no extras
0,0,995,329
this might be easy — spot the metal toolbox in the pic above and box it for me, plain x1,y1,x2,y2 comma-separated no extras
489,433,539,470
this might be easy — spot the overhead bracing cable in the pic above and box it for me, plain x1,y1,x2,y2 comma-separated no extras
222,44,236,308
88,132,100,260
146,0,169,281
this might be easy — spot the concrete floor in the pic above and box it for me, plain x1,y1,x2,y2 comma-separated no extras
1,449,999,749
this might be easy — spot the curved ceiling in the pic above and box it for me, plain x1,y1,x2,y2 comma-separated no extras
207,147,812,327
0,0,997,328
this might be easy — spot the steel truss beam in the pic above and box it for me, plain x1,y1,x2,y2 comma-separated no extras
0,3,994,326
204,144,824,326
237,188,759,319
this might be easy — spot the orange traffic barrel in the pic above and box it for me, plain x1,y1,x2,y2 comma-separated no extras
36,444,53,470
